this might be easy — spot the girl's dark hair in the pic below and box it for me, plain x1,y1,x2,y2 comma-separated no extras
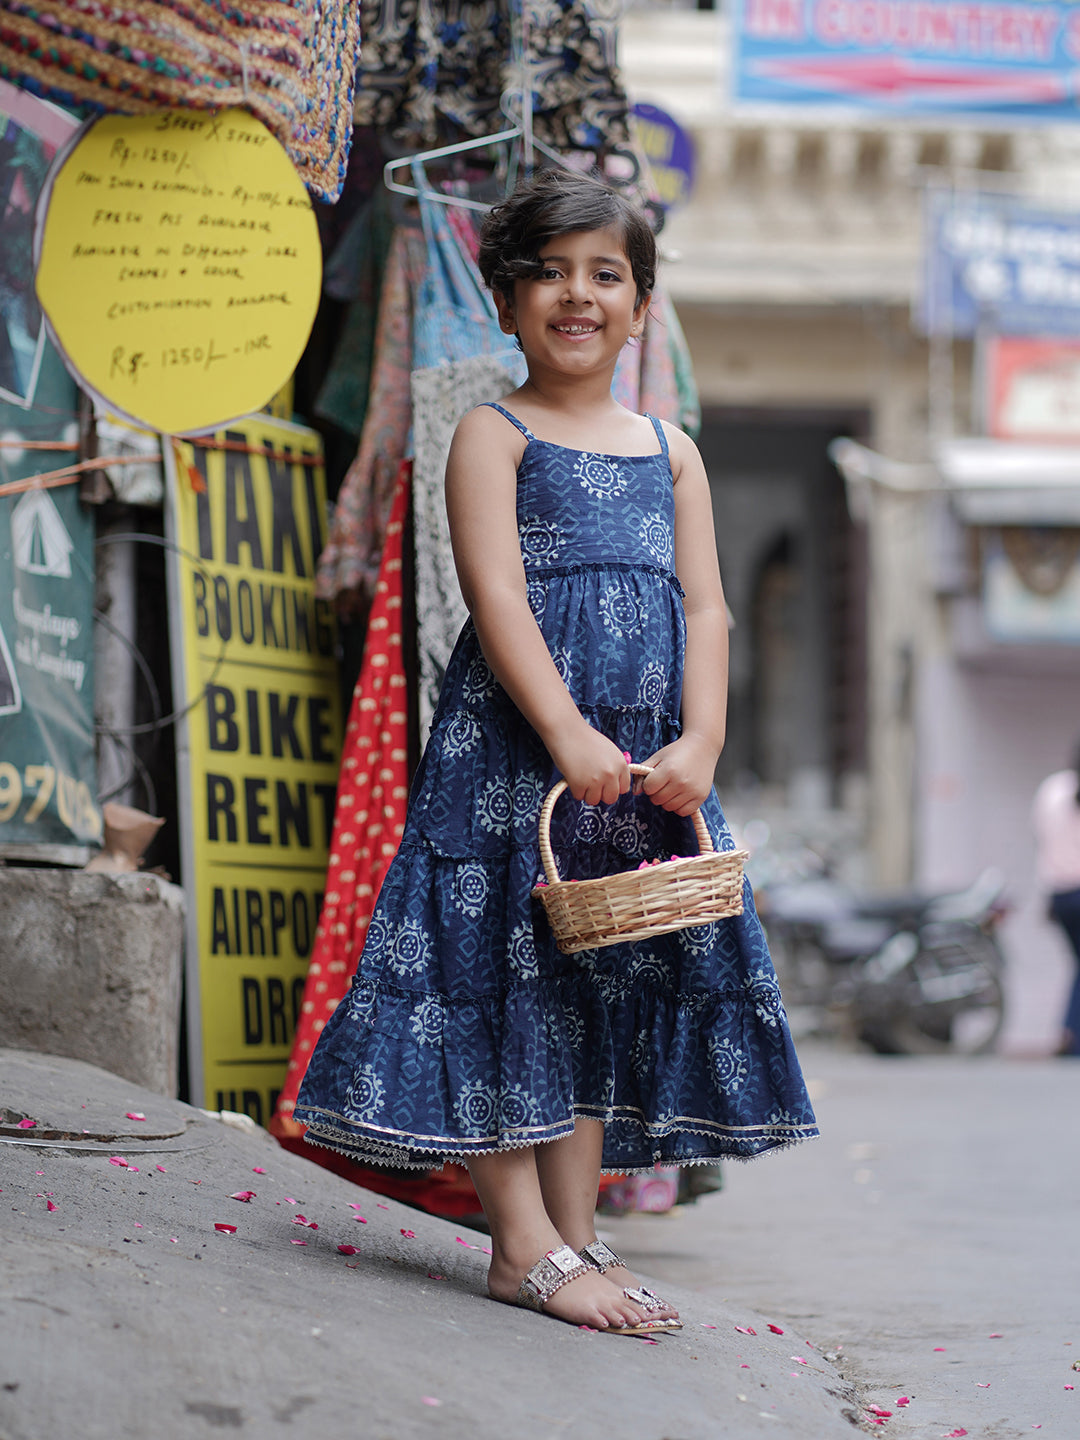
478,168,657,307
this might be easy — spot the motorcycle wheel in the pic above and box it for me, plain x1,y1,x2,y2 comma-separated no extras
856,931,1006,1056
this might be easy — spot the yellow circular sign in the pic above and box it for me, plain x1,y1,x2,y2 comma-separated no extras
34,108,321,436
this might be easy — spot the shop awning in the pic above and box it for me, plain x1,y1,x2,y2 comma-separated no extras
935,439,1080,525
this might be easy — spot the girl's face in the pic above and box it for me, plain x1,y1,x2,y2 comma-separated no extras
495,227,650,375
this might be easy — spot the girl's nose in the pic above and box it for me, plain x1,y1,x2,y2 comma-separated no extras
563,271,593,305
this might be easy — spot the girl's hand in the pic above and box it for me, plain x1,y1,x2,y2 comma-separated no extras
636,734,718,816
548,723,632,807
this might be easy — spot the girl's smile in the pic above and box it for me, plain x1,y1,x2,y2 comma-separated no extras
495,227,649,369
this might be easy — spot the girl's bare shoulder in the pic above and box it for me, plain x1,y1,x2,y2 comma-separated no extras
658,419,705,480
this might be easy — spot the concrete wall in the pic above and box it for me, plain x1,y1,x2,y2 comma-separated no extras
0,869,184,1096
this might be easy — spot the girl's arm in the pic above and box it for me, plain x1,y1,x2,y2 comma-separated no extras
445,406,630,806
640,424,729,817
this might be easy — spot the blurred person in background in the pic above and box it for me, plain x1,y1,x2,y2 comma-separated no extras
1033,743,1080,1057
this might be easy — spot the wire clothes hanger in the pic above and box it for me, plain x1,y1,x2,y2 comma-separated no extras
381,1,571,213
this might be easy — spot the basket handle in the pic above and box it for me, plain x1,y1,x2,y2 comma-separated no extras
536,763,715,887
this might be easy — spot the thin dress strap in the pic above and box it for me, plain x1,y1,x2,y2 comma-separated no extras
481,401,535,441
646,413,669,457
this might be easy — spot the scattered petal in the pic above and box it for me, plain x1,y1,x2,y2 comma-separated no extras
155,1165,167,1173
767,1324,784,1335
169,1237,178,1243
934,1347,947,1352
290,1239,307,1245
213,1223,237,1234
943,1430,968,1437
639,1337,660,1345
989,1333,1003,1339
283,1197,298,1205
868,1406,892,1417
46,1200,57,1212
35,1171,44,1176
791,1356,809,1365
427,1273,446,1280
578,1325,598,1333
229,1191,256,1202
701,1324,718,1330
377,1203,389,1209
134,1222,143,1228
16,1119,36,1130
337,1245,359,1256
353,1215,367,1224
125,1113,146,1121
897,1397,911,1407
1066,1385,1075,1391
292,1215,318,1229
109,1156,128,1167
977,1383,990,1388
252,1167,266,1174
421,1398,441,1407
400,1229,416,1238
735,1326,757,1336
128,1166,139,1173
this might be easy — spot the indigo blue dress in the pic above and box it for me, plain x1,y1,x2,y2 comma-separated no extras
295,404,818,1172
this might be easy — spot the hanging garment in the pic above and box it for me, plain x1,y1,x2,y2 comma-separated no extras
316,225,427,608
610,280,700,437
411,352,526,738
274,460,413,1133
0,0,361,202
352,0,630,161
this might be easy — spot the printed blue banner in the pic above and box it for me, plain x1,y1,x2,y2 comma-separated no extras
920,189,1080,336
734,0,1080,118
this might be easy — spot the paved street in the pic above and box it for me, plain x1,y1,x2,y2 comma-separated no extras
609,1045,1080,1439
2,1045,1076,1439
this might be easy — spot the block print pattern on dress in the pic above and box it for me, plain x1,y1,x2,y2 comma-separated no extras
294,405,819,1171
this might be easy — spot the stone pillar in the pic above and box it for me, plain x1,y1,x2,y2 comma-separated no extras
0,869,184,1096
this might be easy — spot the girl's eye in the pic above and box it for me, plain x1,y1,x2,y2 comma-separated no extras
595,270,622,283
539,267,563,280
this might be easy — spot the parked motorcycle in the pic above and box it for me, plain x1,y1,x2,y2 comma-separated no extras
754,857,1008,1056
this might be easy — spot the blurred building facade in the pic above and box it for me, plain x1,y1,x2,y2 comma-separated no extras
621,3,1080,1051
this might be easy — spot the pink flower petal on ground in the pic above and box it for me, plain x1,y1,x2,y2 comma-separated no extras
400,1229,416,1238
109,1156,128,1167
353,1215,367,1224
229,1191,256,1202
791,1356,809,1365
639,1336,660,1345
252,1167,266,1174
943,1430,968,1437
427,1272,446,1280
868,1406,892,1417
128,1166,139,1173
290,1238,307,1245
768,1324,784,1335
16,1119,36,1129
735,1326,757,1336
283,1197,298,1205
377,1203,389,1209
977,1383,990,1388
701,1324,717,1330
934,1347,947,1352
421,1397,441,1407
46,1200,57,1212
896,1397,911,1406
337,1245,359,1256
35,1171,44,1177
155,1165,167,1173
169,1237,178,1243
134,1222,142,1228
578,1325,598,1333
292,1215,318,1229
989,1333,1003,1338
125,1112,146,1121
214,1223,237,1234
1065,1385,1075,1391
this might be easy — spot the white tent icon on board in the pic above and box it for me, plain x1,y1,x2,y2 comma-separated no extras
11,489,73,578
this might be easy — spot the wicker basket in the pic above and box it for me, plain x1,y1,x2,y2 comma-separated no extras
531,764,748,954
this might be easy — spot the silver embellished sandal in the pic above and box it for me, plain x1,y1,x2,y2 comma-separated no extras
578,1239,683,1329
514,1244,668,1336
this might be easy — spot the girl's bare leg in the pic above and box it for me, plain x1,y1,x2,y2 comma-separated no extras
534,1117,680,1322
466,1143,653,1330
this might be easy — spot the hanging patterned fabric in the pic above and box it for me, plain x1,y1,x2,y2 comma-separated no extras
352,0,631,165
316,225,427,607
273,460,412,1134
610,279,701,438
0,0,361,201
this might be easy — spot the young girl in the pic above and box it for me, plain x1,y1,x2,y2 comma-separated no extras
295,169,818,1334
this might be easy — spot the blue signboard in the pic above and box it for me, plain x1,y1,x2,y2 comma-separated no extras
632,103,695,212
734,0,1080,119
920,190,1080,337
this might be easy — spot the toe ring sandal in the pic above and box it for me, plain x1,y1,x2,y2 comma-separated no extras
578,1239,683,1330
515,1245,666,1336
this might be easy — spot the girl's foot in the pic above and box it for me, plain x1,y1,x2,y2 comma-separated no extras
488,1245,663,1332
577,1239,681,1326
